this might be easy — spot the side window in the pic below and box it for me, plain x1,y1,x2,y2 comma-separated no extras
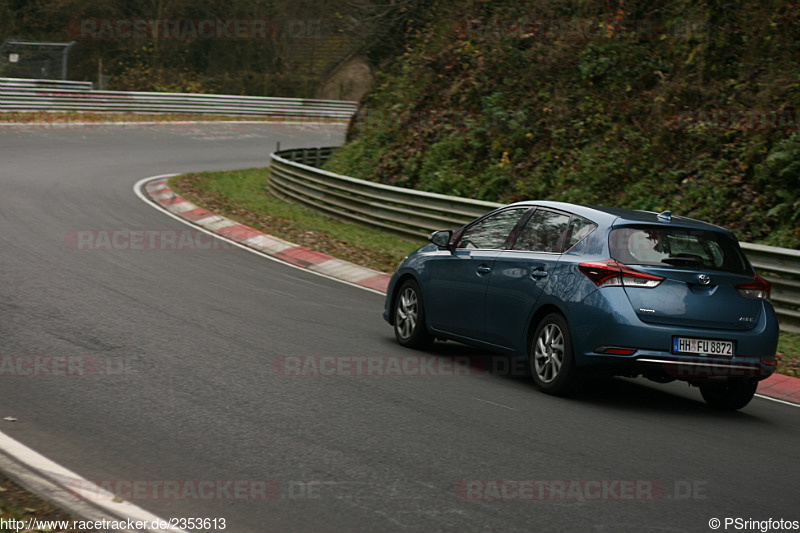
512,209,571,253
565,216,598,250
457,208,528,250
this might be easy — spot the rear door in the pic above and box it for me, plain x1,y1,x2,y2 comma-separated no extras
609,226,763,332
484,208,573,349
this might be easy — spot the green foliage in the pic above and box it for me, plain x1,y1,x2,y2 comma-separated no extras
325,0,800,249
1,0,392,97
777,331,800,377
756,132,800,246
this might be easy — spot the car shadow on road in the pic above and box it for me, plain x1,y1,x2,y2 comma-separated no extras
413,340,769,421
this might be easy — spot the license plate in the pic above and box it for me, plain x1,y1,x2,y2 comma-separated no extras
672,337,734,357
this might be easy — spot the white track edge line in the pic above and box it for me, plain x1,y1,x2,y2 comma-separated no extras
754,393,800,407
0,431,186,533
133,174,386,296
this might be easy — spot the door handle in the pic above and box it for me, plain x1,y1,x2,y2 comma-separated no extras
477,265,492,275
531,269,549,279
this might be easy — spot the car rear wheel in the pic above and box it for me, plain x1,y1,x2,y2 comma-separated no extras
530,313,582,395
394,280,434,349
699,379,758,410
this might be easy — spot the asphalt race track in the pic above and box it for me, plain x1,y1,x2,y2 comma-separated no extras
1,122,798,532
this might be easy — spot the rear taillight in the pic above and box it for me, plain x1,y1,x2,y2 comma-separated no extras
579,259,665,289
736,274,771,300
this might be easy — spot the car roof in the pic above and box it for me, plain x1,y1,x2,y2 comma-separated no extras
503,201,734,235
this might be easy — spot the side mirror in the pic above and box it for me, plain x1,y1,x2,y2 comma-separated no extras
429,230,453,250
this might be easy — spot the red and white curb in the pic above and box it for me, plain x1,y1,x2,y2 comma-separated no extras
137,175,391,294
756,373,800,406
135,174,800,407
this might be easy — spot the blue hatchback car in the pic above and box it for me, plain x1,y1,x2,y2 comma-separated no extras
383,202,779,410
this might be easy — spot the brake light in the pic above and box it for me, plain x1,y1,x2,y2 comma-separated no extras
579,259,665,289
736,274,771,300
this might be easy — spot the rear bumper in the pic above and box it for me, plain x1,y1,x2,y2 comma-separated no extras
579,350,776,381
630,354,775,381
571,288,779,381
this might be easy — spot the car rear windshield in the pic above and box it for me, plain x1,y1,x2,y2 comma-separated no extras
609,226,751,274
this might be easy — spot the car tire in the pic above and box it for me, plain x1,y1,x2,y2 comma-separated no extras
529,313,583,395
699,379,758,410
394,279,434,349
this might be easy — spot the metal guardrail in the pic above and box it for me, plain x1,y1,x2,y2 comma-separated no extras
269,147,501,239
0,78,358,119
270,146,800,334
740,243,800,334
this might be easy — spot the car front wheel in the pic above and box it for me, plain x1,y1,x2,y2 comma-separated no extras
699,379,758,410
394,280,434,349
530,313,582,395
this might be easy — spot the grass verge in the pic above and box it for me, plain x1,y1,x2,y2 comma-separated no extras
170,169,425,274
777,332,800,378
1,473,87,532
